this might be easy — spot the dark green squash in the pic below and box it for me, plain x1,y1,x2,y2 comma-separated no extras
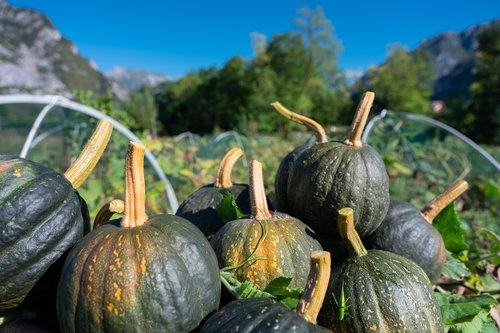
369,180,469,283
211,160,322,290
286,92,390,240
200,251,332,333
319,208,444,333
271,102,328,213
0,120,112,312
176,147,251,238
57,142,221,333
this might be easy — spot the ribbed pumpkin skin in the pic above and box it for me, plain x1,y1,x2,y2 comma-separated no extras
175,183,251,238
211,212,322,290
57,215,221,333
274,143,310,213
320,250,443,333
368,199,446,284
287,142,390,240
200,298,331,333
0,156,86,312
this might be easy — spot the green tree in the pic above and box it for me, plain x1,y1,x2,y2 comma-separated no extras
357,45,434,115
468,24,500,144
124,85,159,138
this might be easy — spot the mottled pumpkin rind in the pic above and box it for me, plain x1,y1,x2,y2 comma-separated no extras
210,212,322,290
286,142,390,240
274,143,310,213
320,250,444,333
0,156,86,312
368,199,446,284
57,215,221,333
200,298,331,333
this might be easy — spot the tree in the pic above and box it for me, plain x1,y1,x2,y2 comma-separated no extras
468,24,500,144
357,45,434,115
124,85,159,138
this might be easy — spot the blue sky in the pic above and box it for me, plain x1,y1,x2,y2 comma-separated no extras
9,0,500,79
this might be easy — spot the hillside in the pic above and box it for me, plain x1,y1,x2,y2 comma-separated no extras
0,0,111,97
414,19,499,100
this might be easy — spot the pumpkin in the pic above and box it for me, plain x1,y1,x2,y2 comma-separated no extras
200,251,332,333
285,92,390,240
211,160,322,290
368,180,469,283
319,208,444,333
0,120,112,312
271,102,328,213
176,147,251,238
57,142,221,333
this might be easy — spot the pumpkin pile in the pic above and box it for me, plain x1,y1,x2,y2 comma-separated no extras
0,91,467,332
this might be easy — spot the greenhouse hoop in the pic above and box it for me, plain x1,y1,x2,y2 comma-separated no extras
0,94,179,213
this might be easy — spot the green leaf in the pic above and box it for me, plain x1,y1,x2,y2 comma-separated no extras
433,203,469,254
436,293,497,325
216,189,245,223
279,297,301,310
442,251,471,279
448,311,497,333
263,276,303,298
239,280,275,299
480,229,500,265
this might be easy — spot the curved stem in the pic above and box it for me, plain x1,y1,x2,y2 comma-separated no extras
121,142,148,228
344,91,375,147
215,147,244,188
421,180,469,224
338,208,367,257
93,199,124,229
250,160,272,220
296,251,331,324
64,119,113,189
271,102,328,144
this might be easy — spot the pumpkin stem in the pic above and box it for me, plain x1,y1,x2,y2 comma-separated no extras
250,160,272,220
64,119,113,189
296,251,331,324
271,102,328,144
343,91,375,148
421,180,469,224
93,199,124,229
215,147,244,188
121,142,148,228
338,208,368,257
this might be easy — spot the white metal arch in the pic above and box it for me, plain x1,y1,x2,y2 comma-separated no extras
0,94,179,213
362,109,500,172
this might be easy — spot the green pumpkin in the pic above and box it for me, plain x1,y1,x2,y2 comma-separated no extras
369,180,468,283
285,92,390,240
176,147,251,238
57,142,221,333
320,208,444,333
201,251,332,333
271,102,327,213
0,120,112,312
211,160,322,290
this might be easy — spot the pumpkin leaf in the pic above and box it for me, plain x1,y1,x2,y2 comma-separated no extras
479,229,500,265
220,270,275,300
216,189,245,223
263,276,303,298
447,311,497,333
433,203,469,254
219,271,304,310
442,251,471,280
436,292,497,326
279,297,301,310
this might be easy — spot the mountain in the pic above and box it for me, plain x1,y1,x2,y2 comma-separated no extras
0,0,111,97
414,19,500,100
106,67,169,92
